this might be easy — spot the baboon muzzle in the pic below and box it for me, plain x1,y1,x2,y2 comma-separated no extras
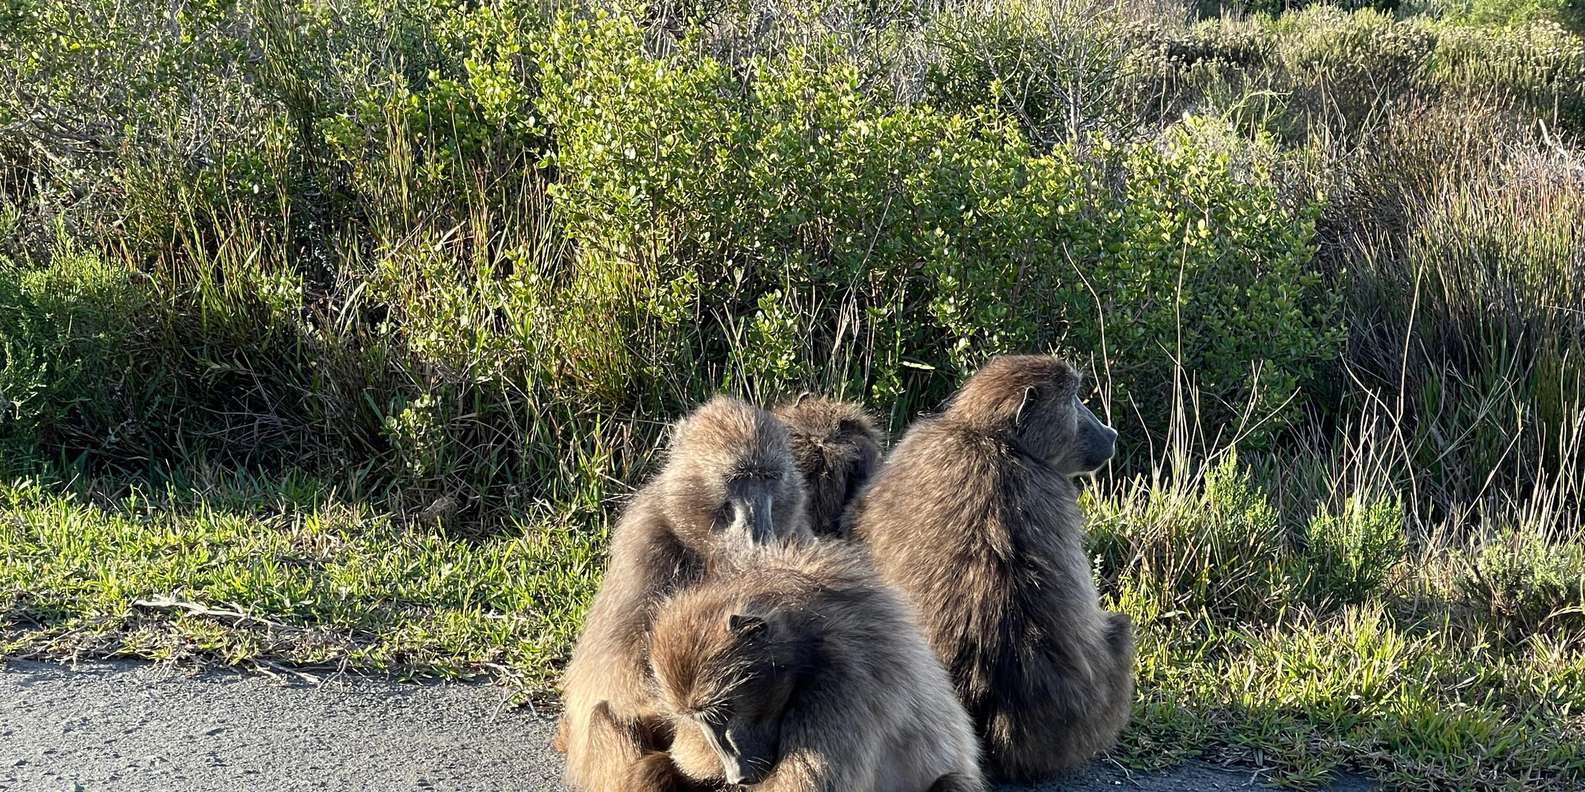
699,719,773,785
730,493,775,543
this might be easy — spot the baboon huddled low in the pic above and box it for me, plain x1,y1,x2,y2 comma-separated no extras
850,355,1135,781
559,396,811,792
771,394,883,537
642,541,986,792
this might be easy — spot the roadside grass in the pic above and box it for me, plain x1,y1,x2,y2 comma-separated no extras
1125,607,1585,789
0,472,601,692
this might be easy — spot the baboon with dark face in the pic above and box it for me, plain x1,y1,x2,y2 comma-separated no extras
559,396,811,792
770,394,883,538
645,541,985,792
849,355,1134,781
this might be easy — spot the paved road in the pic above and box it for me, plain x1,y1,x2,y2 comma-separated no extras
0,659,1372,791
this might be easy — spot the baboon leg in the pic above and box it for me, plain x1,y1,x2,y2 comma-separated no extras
994,616,1138,779
578,701,649,792
1101,611,1137,736
928,771,986,792
624,751,726,792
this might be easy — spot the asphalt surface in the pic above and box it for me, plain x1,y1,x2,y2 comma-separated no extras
0,659,1375,792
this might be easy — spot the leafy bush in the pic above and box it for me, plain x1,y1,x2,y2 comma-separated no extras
0,0,1577,531
1,243,154,453
0,234,335,466
1302,495,1406,607
1165,8,1585,142
1429,20,1585,128
921,0,1169,146
1432,0,1585,31
1089,455,1300,622
538,12,1339,438
1458,533,1585,644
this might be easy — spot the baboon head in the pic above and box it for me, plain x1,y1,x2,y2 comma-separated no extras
773,394,882,472
771,394,883,536
649,585,815,785
664,396,809,546
946,355,1118,475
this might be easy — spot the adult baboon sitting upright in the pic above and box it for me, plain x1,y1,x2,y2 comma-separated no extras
559,396,811,792
771,394,883,538
850,354,1134,781
644,540,985,792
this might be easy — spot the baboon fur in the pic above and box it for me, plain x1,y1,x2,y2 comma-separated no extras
771,394,884,538
646,541,986,792
560,396,811,792
850,354,1134,781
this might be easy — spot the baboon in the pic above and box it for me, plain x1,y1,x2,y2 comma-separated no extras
645,541,986,792
560,396,811,792
849,354,1134,782
771,394,883,537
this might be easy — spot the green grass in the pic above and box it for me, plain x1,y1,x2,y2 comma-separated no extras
1088,456,1585,789
1125,607,1585,789
0,473,600,692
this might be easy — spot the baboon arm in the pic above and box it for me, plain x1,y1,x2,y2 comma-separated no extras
567,517,696,725
756,741,874,792
592,519,695,650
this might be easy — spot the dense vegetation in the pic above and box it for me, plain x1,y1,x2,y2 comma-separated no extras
3,0,1583,787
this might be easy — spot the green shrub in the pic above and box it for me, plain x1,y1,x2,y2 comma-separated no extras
1430,21,1585,129
1458,533,1585,645
1,0,1576,535
1302,495,1406,607
0,243,152,452
1165,9,1585,143
537,12,1339,439
921,0,1169,145
0,229,345,469
1432,0,1585,30
1332,122,1585,508
1089,455,1300,622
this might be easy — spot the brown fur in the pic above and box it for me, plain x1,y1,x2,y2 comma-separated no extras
622,752,720,792
850,354,1134,782
560,396,810,792
927,773,984,792
645,541,986,792
770,394,884,538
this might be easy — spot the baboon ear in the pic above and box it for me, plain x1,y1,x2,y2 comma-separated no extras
1013,385,1036,428
728,613,768,639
